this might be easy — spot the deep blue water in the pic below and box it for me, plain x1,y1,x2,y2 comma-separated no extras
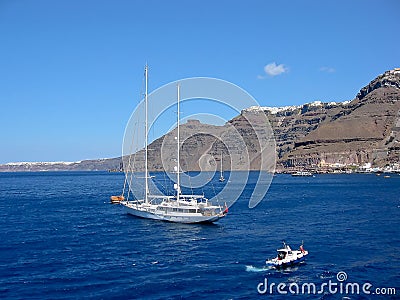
0,172,399,299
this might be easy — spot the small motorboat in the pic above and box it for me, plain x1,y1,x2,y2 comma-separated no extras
266,242,308,268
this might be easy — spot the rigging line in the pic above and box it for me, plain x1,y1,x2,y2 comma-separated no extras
126,121,140,202
144,93,172,198
157,170,170,196
176,92,194,198
166,171,172,196
183,156,195,197
147,116,169,197
127,125,141,202
130,122,142,200
121,172,128,198
127,73,146,202
210,169,220,210
122,119,137,198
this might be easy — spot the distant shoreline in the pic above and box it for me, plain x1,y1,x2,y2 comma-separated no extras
1,170,399,176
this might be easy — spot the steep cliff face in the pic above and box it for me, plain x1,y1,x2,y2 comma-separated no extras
357,68,400,100
126,115,274,172
273,69,400,168
251,101,351,160
284,87,400,167
1,69,399,172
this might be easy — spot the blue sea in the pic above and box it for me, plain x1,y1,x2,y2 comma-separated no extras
0,172,399,299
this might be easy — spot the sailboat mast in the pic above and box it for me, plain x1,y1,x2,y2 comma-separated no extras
220,152,223,176
144,65,149,203
176,83,181,196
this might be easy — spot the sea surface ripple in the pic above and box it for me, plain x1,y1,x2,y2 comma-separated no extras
0,172,399,299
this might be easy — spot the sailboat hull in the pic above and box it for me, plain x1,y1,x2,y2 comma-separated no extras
123,203,224,224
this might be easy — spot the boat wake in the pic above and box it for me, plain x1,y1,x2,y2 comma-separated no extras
245,265,273,272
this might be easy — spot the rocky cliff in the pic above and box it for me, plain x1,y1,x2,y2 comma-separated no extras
123,115,274,172
1,68,399,172
274,69,400,169
357,68,400,100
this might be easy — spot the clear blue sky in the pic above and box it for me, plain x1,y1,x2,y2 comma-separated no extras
0,0,399,163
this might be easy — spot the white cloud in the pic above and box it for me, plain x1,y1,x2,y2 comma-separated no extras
320,66,335,73
263,62,288,76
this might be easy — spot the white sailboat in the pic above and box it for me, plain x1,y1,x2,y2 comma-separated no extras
118,66,227,223
219,152,225,182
